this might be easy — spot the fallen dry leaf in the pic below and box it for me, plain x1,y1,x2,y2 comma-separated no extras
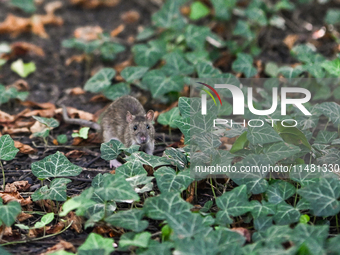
231,227,251,242
65,150,87,158
0,9,63,38
17,212,33,222
74,26,103,41
9,79,30,91
40,240,76,255
29,120,48,134
44,1,63,15
283,34,299,50
14,141,37,154
2,126,31,135
5,180,31,192
67,87,85,95
55,107,95,121
46,221,65,234
0,191,32,206
89,94,110,102
110,24,125,37
114,58,133,73
65,54,87,66
69,0,120,8
66,211,83,233
0,110,15,122
21,101,56,117
121,10,140,23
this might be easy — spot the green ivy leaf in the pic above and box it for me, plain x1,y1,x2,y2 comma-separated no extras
266,181,296,204
189,1,210,20
10,59,36,78
11,0,37,13
0,134,19,161
78,233,114,255
321,58,340,76
157,107,181,128
126,152,173,168
232,53,257,78
94,174,140,202
185,25,210,50
136,27,156,41
325,9,340,24
162,148,188,171
230,131,249,153
278,66,304,79
100,140,125,161
34,212,54,228
32,116,59,128
195,61,221,78
57,134,68,144
84,68,115,93
105,209,148,232
151,0,186,29
102,82,130,101
132,40,166,67
154,167,194,193
317,102,340,126
247,121,283,145
119,232,152,249
246,7,267,26
314,130,338,144
121,66,149,83
298,178,340,216
33,128,50,138
116,161,147,178
100,42,125,61
142,70,185,98
216,185,253,225
161,51,195,76
273,202,300,225
261,142,301,164
72,127,90,139
233,20,253,40
274,122,311,149
0,198,21,226
31,151,83,178
32,178,72,201
211,0,236,21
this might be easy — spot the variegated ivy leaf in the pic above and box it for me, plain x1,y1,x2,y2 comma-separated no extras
84,68,115,93
102,82,130,101
121,66,149,83
266,181,296,204
321,58,340,76
126,174,154,193
78,233,114,255
154,167,194,193
250,200,276,219
100,140,125,161
144,192,192,220
157,107,181,128
151,0,186,29
105,209,148,232
94,174,139,203
273,202,300,225
314,130,338,144
216,185,253,225
0,198,21,226
247,121,283,145
254,216,273,231
0,134,19,161
261,142,300,164
232,53,257,78
31,151,82,178
119,232,152,249
132,40,166,67
32,116,59,128
115,161,147,178
142,70,185,98
298,177,340,216
317,102,340,126
162,147,188,170
185,25,211,50
161,51,195,76
32,178,71,201
125,151,172,168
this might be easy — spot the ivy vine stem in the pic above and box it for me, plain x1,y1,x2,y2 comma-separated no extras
0,161,5,191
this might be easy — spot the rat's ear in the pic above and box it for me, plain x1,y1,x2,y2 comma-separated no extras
146,110,154,121
126,111,136,123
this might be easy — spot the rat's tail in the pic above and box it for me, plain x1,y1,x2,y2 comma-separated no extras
62,105,101,131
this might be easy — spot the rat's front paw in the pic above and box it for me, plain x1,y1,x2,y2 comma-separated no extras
110,159,122,168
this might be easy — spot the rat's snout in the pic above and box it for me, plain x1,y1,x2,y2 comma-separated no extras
140,136,147,143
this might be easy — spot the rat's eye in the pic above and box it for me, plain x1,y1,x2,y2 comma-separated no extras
146,124,150,129
133,125,138,130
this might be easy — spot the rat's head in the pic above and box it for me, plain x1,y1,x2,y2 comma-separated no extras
126,110,155,145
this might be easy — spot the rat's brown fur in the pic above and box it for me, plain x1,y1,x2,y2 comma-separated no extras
62,95,155,155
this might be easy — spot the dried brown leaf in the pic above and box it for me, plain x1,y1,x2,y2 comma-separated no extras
40,240,76,255
0,191,32,205
5,180,31,192
14,141,37,154
65,54,87,66
69,0,120,8
17,212,33,222
66,211,83,233
74,26,103,41
110,24,125,37
121,10,140,24
283,34,298,50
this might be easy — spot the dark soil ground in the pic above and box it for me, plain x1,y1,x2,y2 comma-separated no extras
0,0,339,254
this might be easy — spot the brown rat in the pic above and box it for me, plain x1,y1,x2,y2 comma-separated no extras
62,95,155,167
